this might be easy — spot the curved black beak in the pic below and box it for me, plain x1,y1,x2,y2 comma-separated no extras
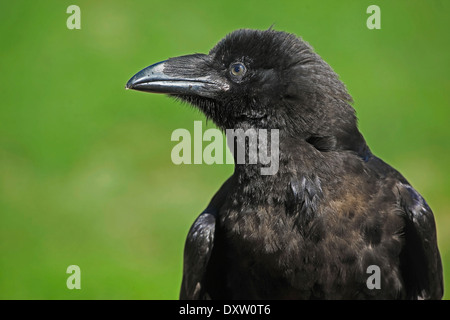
126,54,229,98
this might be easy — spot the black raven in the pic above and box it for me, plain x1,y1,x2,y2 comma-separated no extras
126,29,443,299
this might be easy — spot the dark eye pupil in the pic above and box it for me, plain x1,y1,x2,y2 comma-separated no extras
234,65,241,73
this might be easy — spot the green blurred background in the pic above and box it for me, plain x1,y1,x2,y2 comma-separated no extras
0,0,449,299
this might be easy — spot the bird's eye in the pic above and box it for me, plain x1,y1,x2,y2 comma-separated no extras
230,63,246,77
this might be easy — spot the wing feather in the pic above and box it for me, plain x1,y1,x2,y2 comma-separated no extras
398,183,443,299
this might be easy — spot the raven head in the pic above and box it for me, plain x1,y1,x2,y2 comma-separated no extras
127,29,365,153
